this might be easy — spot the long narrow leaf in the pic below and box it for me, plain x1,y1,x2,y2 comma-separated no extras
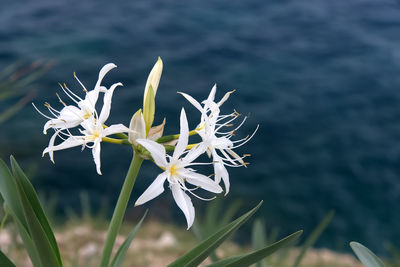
0,248,16,267
15,178,60,267
110,210,148,267
207,230,302,267
0,160,27,228
168,201,263,267
252,219,266,267
0,158,49,267
350,242,385,267
10,157,62,267
11,210,42,267
293,210,334,267
220,200,242,227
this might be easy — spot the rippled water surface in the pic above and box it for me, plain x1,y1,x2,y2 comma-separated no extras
2,0,400,252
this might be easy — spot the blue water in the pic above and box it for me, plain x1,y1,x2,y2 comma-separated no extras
2,0,400,253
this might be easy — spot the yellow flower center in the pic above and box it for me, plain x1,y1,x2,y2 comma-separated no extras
169,164,178,176
83,113,91,120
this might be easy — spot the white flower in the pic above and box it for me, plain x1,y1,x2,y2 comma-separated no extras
43,82,129,175
34,63,118,134
135,108,222,229
180,85,258,195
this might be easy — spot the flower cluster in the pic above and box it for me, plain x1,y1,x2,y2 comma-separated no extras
35,58,257,228
34,63,130,175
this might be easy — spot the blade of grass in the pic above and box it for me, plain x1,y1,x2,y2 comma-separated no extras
10,156,62,267
5,204,42,267
0,159,27,229
292,210,334,267
110,210,148,267
207,230,303,267
168,201,263,267
252,219,266,267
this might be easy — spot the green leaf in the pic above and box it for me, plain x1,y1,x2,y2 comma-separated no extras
207,230,303,267
293,210,334,267
0,163,42,267
10,156,62,267
143,84,155,135
0,248,16,267
252,219,266,267
168,201,263,267
11,210,42,267
350,242,385,267
220,200,242,227
110,210,148,267
0,159,27,229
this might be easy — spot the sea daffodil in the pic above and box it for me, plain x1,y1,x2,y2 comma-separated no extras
34,63,119,134
180,85,257,194
135,108,222,228
42,82,129,175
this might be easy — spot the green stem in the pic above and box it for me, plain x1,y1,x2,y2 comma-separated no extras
102,137,131,146
156,128,200,143
99,151,143,267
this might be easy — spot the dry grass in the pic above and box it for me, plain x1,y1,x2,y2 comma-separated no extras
0,218,362,267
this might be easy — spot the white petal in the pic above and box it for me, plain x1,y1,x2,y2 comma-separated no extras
81,116,96,132
170,183,195,229
59,105,83,120
184,171,222,193
43,118,81,134
98,83,122,123
102,124,130,136
128,110,146,146
43,130,60,162
217,90,234,107
173,108,189,160
182,143,207,164
43,136,85,162
179,92,204,112
212,137,233,149
135,172,167,206
79,89,99,112
207,84,217,103
136,139,167,167
92,139,102,175
95,63,117,91
212,151,230,195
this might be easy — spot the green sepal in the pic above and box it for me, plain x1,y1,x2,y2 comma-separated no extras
168,201,263,267
143,84,155,135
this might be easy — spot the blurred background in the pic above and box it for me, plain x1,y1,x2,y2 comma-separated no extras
1,0,400,256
